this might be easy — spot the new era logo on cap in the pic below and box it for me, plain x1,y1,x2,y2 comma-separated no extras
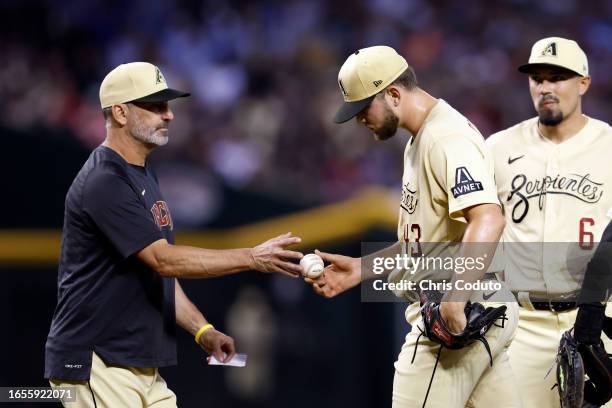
373,80,383,87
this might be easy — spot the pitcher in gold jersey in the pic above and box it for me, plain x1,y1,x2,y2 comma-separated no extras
307,46,521,408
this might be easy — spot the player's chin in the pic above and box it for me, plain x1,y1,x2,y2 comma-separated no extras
538,109,564,126
151,132,169,146
373,131,395,141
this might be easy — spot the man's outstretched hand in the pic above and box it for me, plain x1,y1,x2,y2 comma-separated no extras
250,232,304,278
304,250,361,298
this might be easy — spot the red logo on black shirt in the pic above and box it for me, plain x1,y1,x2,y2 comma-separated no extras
151,201,173,231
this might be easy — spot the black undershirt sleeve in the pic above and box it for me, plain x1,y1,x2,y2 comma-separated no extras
575,220,612,344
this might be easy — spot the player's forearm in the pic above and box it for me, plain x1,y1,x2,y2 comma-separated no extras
175,279,208,336
153,242,254,278
445,205,505,303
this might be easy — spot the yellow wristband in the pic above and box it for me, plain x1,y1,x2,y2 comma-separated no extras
194,323,214,345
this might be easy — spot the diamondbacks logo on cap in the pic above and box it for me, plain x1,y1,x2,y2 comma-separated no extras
373,80,383,87
451,167,483,198
541,42,557,57
155,66,166,85
338,79,348,97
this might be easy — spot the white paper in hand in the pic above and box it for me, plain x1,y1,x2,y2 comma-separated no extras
207,353,247,367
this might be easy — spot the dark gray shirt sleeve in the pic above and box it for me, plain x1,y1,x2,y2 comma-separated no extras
82,169,163,258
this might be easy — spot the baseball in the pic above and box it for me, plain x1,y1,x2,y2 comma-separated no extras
300,253,324,279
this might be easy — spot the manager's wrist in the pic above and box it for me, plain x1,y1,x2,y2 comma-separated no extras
246,248,258,271
194,323,214,345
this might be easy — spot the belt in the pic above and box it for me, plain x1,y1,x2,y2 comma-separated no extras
527,301,577,312
514,291,578,312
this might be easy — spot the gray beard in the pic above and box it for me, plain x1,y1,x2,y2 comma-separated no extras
131,120,168,146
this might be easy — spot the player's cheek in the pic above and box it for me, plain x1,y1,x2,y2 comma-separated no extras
528,91,537,106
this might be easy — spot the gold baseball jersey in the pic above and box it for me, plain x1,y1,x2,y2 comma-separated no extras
388,100,500,295
486,116,612,294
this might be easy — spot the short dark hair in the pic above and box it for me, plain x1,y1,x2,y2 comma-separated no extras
389,66,418,90
102,107,113,121
374,67,418,100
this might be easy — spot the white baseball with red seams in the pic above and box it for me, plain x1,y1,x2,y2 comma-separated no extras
300,253,324,278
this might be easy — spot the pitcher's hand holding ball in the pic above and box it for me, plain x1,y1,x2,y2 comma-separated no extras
304,250,361,298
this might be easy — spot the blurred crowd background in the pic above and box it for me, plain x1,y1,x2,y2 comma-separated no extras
3,0,612,228
1,0,611,407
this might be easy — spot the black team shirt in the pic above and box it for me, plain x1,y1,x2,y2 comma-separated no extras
45,146,176,380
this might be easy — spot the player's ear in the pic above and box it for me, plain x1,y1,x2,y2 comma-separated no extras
578,76,591,96
111,104,129,126
385,85,401,107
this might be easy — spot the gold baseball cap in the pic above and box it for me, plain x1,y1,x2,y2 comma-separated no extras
518,37,588,77
334,46,409,124
99,62,190,108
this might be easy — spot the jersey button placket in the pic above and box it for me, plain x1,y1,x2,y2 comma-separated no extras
542,149,560,291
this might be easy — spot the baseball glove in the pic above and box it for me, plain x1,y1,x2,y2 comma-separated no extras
556,330,612,408
556,331,585,408
420,301,507,366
